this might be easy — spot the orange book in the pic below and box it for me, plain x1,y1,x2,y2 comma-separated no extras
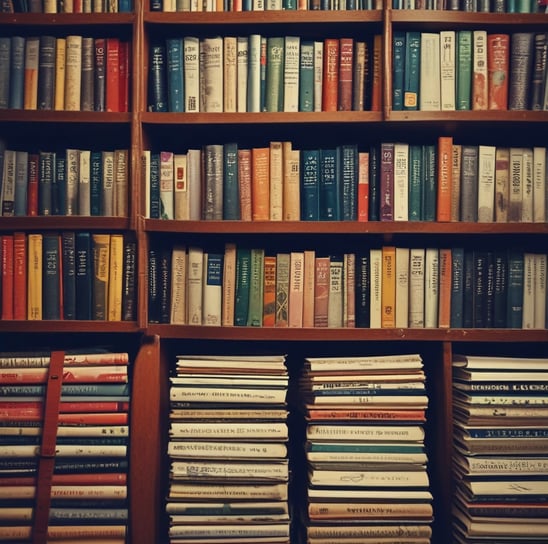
438,248,452,328
314,256,330,328
263,255,276,327
436,136,453,222
288,252,304,328
23,37,39,110
338,38,354,111
381,245,396,328
487,33,509,111
322,38,339,112
370,34,383,112
13,232,27,321
222,242,236,326
251,147,270,221
1,235,14,320
302,250,315,328
27,233,42,321
357,151,369,221
237,148,252,221
106,38,120,112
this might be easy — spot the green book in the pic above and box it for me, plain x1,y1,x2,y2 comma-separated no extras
421,144,436,221
247,248,265,327
403,31,420,111
340,144,358,221
456,30,472,111
234,247,251,326
408,144,422,221
299,41,314,112
265,37,285,112
392,31,405,111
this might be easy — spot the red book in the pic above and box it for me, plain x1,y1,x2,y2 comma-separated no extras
118,40,130,113
487,33,510,110
358,151,369,221
13,232,27,320
1,235,14,320
106,38,120,112
27,153,39,216
338,38,354,111
263,255,276,327
436,136,453,222
322,38,339,112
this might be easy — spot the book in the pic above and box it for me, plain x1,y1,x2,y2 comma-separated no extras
440,30,456,110
472,30,488,110
246,248,264,327
275,252,290,327
487,33,510,110
508,32,534,110
265,36,284,112
477,145,496,222
23,36,39,110
337,37,353,111
283,35,299,112
437,136,453,222
419,32,440,111
381,246,396,328
234,247,251,326
322,38,339,112
64,35,82,111
456,30,473,110
404,31,420,110
251,147,270,221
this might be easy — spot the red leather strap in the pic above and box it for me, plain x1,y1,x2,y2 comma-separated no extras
32,350,65,544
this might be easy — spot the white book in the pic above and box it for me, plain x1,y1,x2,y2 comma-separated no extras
395,247,410,328
533,146,546,222
313,40,323,112
521,147,534,222
369,248,382,328
1,149,16,216
393,142,409,221
424,247,439,328
522,252,535,329
223,37,237,113
65,148,80,216
266,0,282,7
78,149,91,216
247,34,261,113
439,30,456,111
170,245,187,325
173,153,189,220
186,246,204,325
534,252,546,329
159,150,174,220
476,144,496,222
253,0,264,8
183,36,200,112
508,147,524,222
236,36,248,113
283,36,300,113
202,252,222,326
201,37,223,112
142,150,151,219
187,148,202,220
269,141,283,221
64,35,82,111
472,30,488,110
419,32,441,111
408,248,425,328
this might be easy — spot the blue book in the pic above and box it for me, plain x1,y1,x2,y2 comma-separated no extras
493,250,508,328
408,144,422,221
450,247,464,328
506,250,524,328
75,232,93,320
166,38,184,113
392,31,405,111
118,0,132,10
54,154,65,216
319,148,340,221
462,250,474,328
301,149,320,220
223,142,240,220
61,232,76,320
9,36,24,110
149,152,161,219
42,234,61,320
299,41,314,112
403,31,420,111
149,44,167,112
90,151,102,216
14,150,28,216
0,38,10,109
340,144,358,221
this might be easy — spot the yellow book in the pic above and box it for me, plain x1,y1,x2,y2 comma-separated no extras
92,233,111,320
54,38,66,110
170,245,187,325
107,234,124,321
381,245,396,328
114,149,129,217
27,234,43,321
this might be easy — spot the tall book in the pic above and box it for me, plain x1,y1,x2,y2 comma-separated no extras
75,231,92,319
508,32,534,110
265,36,284,112
337,37,353,111
440,30,456,111
262,254,276,327
494,147,510,222
1,235,14,320
409,248,425,328
183,36,200,112
403,31,420,111
322,38,339,112
222,242,236,326
201,36,223,113
13,231,27,320
251,146,270,221
460,145,479,222
27,233,43,320
107,233,124,321
275,252,290,327
92,233,110,320
327,255,343,328
314,255,329,328
477,145,496,222
456,30,473,110
64,35,82,111
283,141,300,221
424,247,439,328
23,36,39,110
187,246,204,325
283,35,300,113
437,136,453,222
392,142,408,221
369,248,382,328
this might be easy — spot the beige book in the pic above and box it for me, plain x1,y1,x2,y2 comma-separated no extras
327,256,343,328
114,149,128,217
222,242,236,326
65,148,80,216
393,142,409,221
187,148,201,220
440,30,456,111
201,36,223,112
302,249,315,328
282,141,300,221
395,246,410,328
508,147,524,222
186,246,203,325
533,147,546,222
269,141,283,221
173,153,189,220
419,32,440,111
54,38,66,110
533,252,546,329
424,247,439,328
64,35,83,111
142,150,151,218
236,36,248,112
369,248,382,328
451,144,462,222
477,144,496,222
494,146,509,222
170,245,187,325
102,150,115,217
408,248,425,328
288,251,304,328
223,36,237,113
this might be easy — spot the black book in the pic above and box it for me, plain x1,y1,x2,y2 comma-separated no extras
121,234,137,321
355,251,370,328
94,38,106,112
42,233,61,320
149,43,167,112
37,35,55,110
61,231,76,320
75,231,92,320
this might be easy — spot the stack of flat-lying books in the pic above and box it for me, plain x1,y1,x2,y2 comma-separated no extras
167,354,291,544
452,354,548,544
0,349,130,543
300,353,433,544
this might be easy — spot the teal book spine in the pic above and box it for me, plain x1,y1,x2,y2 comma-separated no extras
450,247,464,328
392,31,405,111
42,233,61,320
506,250,524,328
265,36,284,112
340,144,358,221
166,38,184,113
234,247,251,326
456,30,472,110
90,151,102,216
403,31,420,111
223,142,240,220
9,36,25,110
246,248,264,327
319,148,340,221
301,149,320,220
408,144,422,221
421,144,436,222
299,41,314,112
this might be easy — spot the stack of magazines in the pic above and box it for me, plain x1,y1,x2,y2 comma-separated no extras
452,354,548,544
166,354,291,544
301,354,433,544
0,349,130,543
299,353,433,544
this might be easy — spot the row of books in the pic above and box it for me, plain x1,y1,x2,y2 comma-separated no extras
0,147,129,218
0,35,130,112
392,30,548,111
451,354,548,543
392,0,544,12
152,0,375,10
299,353,433,543
166,354,291,543
0,349,131,543
147,243,548,329
143,141,548,223
0,232,137,321
1,0,132,12
148,35,380,113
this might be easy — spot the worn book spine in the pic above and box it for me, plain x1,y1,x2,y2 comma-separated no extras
265,36,284,112
234,247,251,326
23,36,39,110
472,30,488,110
42,234,62,319
275,252,289,327
262,254,276,327
64,35,82,111
487,33,510,110
166,38,184,112
508,32,534,110
456,30,472,110
322,38,339,112
106,37,120,112
149,43,167,112
437,136,453,221
246,248,264,327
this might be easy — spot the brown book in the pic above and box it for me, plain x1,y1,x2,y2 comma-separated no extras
23,36,39,110
338,38,353,111
314,256,330,328
438,248,452,328
251,147,270,221
237,148,252,221
381,246,395,328
370,34,382,112
322,38,339,112
487,34,510,110
27,153,39,216
106,37,120,112
436,136,453,222
263,254,276,327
